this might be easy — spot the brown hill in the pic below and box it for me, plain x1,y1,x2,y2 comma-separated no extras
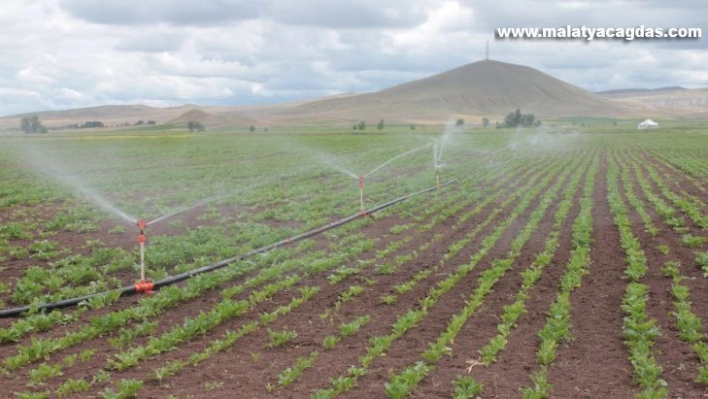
271,59,644,123
599,87,708,117
1,59,686,131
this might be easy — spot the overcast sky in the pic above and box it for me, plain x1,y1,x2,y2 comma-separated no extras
1,0,705,116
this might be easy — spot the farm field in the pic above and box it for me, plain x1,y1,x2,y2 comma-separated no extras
1,126,708,398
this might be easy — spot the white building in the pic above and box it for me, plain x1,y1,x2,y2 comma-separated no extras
637,119,659,130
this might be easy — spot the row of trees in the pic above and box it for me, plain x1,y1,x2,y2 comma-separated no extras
20,111,539,135
502,109,541,128
346,113,539,131
352,119,388,131
20,115,163,133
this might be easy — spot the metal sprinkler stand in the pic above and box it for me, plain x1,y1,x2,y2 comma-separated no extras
135,219,153,294
359,175,367,215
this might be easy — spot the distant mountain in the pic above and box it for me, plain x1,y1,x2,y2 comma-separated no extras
2,59,696,131
598,87,708,117
269,59,642,123
597,86,686,96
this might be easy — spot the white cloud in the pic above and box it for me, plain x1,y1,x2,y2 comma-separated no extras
0,0,704,116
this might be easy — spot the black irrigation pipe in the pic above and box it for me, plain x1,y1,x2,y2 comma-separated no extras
0,180,457,318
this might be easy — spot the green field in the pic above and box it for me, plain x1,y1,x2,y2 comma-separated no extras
1,125,707,398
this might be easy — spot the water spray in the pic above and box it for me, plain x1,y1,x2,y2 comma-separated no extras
355,143,432,212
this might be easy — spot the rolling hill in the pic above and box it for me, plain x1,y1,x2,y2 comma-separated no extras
0,59,681,130
598,87,708,117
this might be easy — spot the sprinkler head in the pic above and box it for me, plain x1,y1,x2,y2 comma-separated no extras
358,175,365,189
137,219,146,230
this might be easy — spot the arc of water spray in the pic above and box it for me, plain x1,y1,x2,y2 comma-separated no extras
145,191,237,227
143,169,311,227
364,143,432,178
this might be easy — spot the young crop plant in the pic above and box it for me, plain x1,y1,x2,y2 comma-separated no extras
453,375,483,399
382,293,398,305
266,328,298,348
56,378,91,397
323,335,341,350
682,234,707,248
339,285,364,302
101,378,143,399
13,392,51,399
696,252,708,277
618,161,659,236
28,363,63,387
384,361,433,399
275,351,319,387
339,315,371,338
656,244,670,255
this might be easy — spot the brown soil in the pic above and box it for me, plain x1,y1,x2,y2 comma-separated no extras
2,146,708,399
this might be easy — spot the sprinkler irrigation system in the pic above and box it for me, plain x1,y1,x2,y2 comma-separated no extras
0,179,456,318
1,128,459,318
350,143,432,213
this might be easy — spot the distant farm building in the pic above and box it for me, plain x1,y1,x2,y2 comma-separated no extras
637,119,659,130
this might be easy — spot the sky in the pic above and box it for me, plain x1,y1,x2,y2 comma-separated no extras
1,0,706,116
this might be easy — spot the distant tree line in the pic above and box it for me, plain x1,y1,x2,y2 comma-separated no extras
20,115,47,134
351,119,386,131
501,109,541,128
81,121,104,128
353,121,366,131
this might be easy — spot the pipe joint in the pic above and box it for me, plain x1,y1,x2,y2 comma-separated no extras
134,281,154,294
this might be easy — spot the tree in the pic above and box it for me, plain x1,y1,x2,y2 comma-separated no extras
20,115,47,134
503,109,540,128
455,118,465,127
482,117,490,128
248,125,255,132
410,124,416,130
147,120,156,125
357,121,366,131
80,121,104,128
520,113,535,127
377,119,385,130
187,121,205,132
135,120,144,126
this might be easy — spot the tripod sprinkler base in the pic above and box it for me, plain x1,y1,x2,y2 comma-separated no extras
134,281,154,294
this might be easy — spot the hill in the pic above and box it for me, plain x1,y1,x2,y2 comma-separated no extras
596,86,686,96
0,59,684,130
598,87,708,117
270,59,644,123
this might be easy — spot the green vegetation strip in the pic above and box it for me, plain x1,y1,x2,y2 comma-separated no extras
520,154,598,398
606,155,667,398
310,153,581,398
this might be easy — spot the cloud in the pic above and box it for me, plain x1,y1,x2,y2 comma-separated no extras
264,0,429,29
0,0,705,116
58,0,262,26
